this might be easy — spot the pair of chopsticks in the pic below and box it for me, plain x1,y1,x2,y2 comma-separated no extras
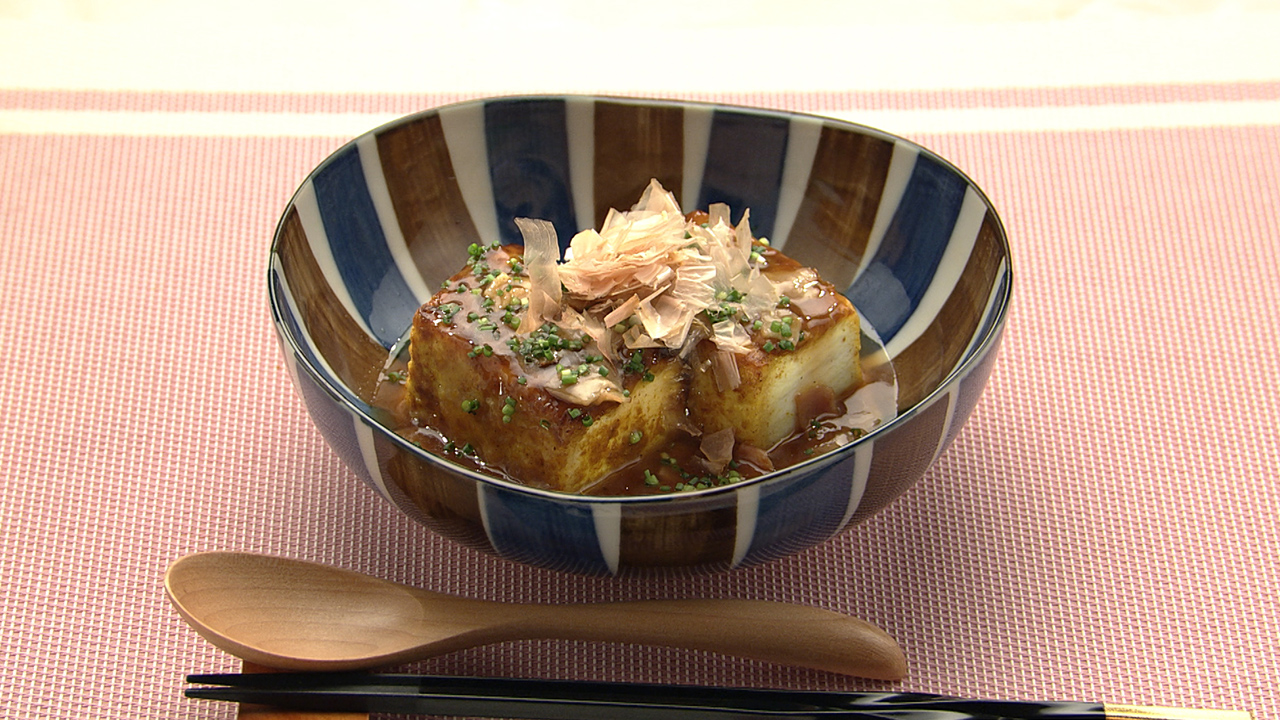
186,672,1251,720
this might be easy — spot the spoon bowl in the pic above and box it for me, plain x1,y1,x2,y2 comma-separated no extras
165,551,906,680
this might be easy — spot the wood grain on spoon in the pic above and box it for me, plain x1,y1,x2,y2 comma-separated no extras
167,551,906,681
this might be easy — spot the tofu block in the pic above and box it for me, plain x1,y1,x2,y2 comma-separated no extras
397,180,875,494
404,297,688,494
687,292,862,450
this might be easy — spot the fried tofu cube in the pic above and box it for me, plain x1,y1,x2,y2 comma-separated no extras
687,293,862,451
404,303,687,494
399,180,875,494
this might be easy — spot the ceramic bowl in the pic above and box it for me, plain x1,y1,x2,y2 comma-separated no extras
268,95,1012,576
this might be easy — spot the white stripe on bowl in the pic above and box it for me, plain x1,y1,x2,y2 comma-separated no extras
854,141,919,283
729,483,761,569
838,441,875,530
355,134,433,303
291,184,376,340
884,185,986,359
565,96,596,232
769,115,824,250
591,503,622,576
355,421,394,503
680,104,714,213
476,484,496,549
438,102,501,245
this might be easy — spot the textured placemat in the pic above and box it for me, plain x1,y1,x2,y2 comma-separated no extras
1,84,1276,719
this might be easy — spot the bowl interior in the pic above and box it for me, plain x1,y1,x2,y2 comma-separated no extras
269,95,1011,502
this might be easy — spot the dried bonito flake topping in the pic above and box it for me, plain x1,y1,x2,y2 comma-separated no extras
515,179,781,371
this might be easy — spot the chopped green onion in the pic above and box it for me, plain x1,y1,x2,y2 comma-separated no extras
437,303,462,324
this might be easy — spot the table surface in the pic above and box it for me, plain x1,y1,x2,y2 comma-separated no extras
2,2,1277,719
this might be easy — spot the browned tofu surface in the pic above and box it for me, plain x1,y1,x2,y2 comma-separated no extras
397,181,871,494
405,310,687,493
688,289,861,450
403,244,862,493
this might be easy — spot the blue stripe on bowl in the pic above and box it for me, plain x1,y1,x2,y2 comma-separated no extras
310,147,420,348
950,321,1007,449
292,363,379,494
484,98,579,249
479,485,611,576
848,154,969,344
737,450,863,567
697,109,790,237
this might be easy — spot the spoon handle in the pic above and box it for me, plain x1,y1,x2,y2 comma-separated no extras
514,598,906,680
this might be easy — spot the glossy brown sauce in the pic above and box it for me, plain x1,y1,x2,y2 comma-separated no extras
370,206,896,496
372,319,895,497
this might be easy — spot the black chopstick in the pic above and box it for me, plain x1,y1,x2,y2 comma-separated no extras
185,673,1251,720
187,672,1033,717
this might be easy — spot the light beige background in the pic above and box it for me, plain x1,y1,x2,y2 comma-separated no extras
3,0,1280,94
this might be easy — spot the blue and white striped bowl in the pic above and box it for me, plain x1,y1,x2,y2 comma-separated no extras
268,95,1012,576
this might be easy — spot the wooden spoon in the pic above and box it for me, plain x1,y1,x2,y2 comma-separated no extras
165,551,906,680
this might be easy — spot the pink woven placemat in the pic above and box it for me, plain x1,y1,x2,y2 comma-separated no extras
1,87,1276,719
